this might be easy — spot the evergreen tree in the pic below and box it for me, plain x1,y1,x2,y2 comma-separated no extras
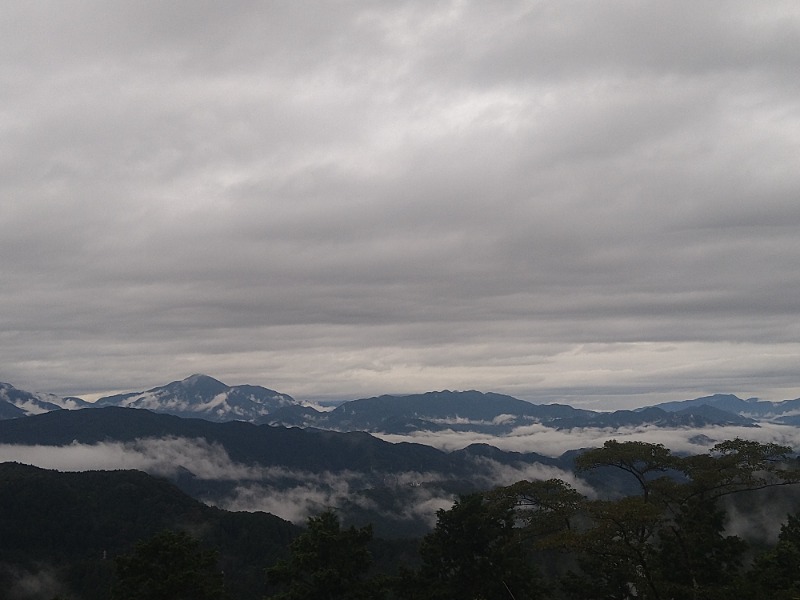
401,493,545,600
266,510,382,600
111,530,225,600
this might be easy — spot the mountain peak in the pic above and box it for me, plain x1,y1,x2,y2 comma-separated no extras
162,374,228,397
182,374,223,385
93,376,297,422
180,373,226,388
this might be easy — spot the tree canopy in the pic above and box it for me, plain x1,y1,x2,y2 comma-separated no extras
266,509,382,600
111,530,225,600
4,438,800,600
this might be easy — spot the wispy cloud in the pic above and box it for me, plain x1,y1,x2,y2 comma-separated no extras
0,434,596,524
0,437,260,480
375,422,800,457
4,564,64,600
3,424,797,532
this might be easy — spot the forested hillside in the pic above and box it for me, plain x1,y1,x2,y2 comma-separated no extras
0,463,298,600
4,438,800,599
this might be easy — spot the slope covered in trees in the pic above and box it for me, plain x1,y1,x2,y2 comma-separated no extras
393,438,800,600
0,463,298,600
263,438,800,600
3,437,800,599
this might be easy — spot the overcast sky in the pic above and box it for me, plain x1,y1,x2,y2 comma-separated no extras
2,1,800,408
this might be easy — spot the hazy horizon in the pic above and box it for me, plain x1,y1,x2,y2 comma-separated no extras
3,372,793,412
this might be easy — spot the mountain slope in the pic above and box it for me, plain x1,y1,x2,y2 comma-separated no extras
0,381,90,417
656,394,758,414
0,461,298,600
0,406,458,473
0,399,25,419
654,393,800,423
0,377,781,432
263,390,595,433
263,389,757,433
0,407,580,538
95,374,298,422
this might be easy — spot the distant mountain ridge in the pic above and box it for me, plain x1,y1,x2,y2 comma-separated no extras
261,390,756,433
1,376,799,432
0,381,90,418
93,374,298,422
294,390,595,433
0,406,459,473
0,407,593,485
653,393,800,424
0,406,574,536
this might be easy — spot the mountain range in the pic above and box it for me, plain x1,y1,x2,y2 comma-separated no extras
92,373,295,421
2,376,799,598
0,381,90,418
0,406,579,537
0,374,787,433
264,390,759,432
4,375,800,540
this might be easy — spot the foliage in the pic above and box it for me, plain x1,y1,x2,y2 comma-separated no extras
4,437,800,600
564,438,799,599
266,510,382,600
655,496,746,600
575,440,678,501
741,513,800,599
0,462,298,600
486,478,584,539
398,493,545,600
111,530,224,600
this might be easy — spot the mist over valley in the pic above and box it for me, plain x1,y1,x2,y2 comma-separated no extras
3,375,800,530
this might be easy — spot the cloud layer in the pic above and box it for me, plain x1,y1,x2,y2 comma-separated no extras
0,434,587,524
2,2,800,408
376,421,800,457
3,421,797,525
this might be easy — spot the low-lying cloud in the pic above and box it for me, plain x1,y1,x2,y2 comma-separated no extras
223,478,365,524
375,422,800,457
0,434,596,525
221,477,455,527
3,564,64,600
0,437,260,480
3,423,798,529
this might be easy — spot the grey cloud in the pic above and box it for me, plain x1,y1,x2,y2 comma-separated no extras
1,2,799,406
0,437,260,480
222,483,352,524
5,564,64,600
0,437,472,525
465,456,596,498
221,476,456,527
3,427,796,527
377,422,800,458
723,488,800,544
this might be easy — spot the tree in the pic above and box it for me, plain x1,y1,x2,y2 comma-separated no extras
111,530,224,600
266,510,381,600
655,496,746,600
682,438,800,500
575,440,678,502
566,438,799,600
401,493,545,600
742,513,800,599
485,478,584,539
